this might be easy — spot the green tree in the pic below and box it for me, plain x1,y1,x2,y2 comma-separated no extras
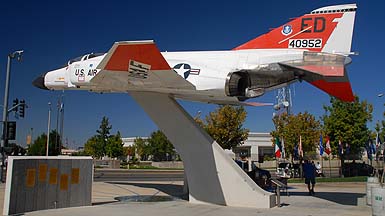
84,116,120,159
123,146,135,160
133,137,150,160
27,130,62,156
375,104,385,140
271,112,321,159
200,105,249,149
147,130,175,161
322,96,373,158
106,131,124,158
96,116,112,155
71,151,89,156
84,135,104,158
27,134,46,156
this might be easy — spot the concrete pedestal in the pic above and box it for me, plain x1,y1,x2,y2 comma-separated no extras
130,92,275,208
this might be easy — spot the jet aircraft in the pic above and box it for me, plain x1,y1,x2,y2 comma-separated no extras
32,4,359,208
33,4,357,104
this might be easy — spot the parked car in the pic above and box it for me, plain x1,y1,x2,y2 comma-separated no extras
342,162,375,177
277,162,292,178
235,160,271,190
277,162,301,178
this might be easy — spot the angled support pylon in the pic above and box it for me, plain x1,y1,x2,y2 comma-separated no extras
130,92,275,208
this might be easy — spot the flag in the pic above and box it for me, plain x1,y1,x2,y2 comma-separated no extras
325,136,331,155
376,133,382,148
370,141,376,155
299,135,303,157
281,137,285,158
319,134,324,156
345,143,350,155
275,137,281,158
338,140,344,156
367,143,372,160
293,144,299,160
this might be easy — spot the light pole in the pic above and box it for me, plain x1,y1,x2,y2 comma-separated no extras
46,102,51,156
377,93,384,181
1,50,23,182
30,128,33,144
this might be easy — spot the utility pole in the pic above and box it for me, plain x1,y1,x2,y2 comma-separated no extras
1,50,23,182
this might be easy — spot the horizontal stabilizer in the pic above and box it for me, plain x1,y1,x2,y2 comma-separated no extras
280,52,354,102
309,78,354,102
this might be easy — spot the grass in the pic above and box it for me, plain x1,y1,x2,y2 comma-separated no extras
287,176,368,183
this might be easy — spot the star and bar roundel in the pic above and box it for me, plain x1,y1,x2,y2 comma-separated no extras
173,63,200,79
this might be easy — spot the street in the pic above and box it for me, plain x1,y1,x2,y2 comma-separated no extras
93,169,185,182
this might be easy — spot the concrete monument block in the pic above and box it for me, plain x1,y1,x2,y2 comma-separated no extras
3,156,93,215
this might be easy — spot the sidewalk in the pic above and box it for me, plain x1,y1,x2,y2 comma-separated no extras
29,181,371,216
1,181,372,216
92,181,184,204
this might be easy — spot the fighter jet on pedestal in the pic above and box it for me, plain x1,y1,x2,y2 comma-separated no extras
33,4,357,208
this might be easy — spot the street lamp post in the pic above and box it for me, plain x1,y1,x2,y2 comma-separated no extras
46,102,51,156
1,50,23,182
377,93,385,182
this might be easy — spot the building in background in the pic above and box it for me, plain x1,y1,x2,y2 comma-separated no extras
232,132,274,162
122,137,148,148
122,132,273,162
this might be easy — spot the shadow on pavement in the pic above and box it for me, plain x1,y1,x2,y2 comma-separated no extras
288,191,365,205
93,200,119,206
105,182,187,200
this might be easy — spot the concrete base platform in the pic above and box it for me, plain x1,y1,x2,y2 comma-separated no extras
21,181,371,216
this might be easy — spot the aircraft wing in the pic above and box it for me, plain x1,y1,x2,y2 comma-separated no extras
92,40,195,91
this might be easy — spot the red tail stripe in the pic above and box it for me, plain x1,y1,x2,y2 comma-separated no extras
311,80,354,102
234,13,342,51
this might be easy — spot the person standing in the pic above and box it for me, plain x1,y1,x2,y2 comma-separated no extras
303,160,316,195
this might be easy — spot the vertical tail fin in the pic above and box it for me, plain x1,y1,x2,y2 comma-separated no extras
234,4,357,55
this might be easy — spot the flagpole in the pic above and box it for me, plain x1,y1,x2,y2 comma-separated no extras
321,156,323,177
319,134,323,177
328,154,331,177
325,136,332,177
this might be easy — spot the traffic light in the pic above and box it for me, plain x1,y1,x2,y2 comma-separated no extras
6,121,16,140
12,99,19,112
19,100,25,118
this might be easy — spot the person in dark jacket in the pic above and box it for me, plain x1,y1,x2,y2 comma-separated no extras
303,160,316,195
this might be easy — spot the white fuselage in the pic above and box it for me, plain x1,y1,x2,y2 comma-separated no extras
45,49,304,91
162,49,303,91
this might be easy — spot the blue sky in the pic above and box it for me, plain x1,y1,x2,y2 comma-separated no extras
0,0,384,149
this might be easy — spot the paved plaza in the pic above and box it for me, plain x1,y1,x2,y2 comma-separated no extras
0,180,368,216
